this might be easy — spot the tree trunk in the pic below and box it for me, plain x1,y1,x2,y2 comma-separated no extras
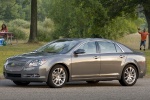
144,10,150,49
28,0,37,43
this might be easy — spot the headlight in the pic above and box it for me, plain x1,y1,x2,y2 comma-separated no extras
4,60,8,65
28,59,46,67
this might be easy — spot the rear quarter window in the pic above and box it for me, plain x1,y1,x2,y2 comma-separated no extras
117,43,133,52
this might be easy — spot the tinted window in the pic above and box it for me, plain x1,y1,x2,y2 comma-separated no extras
98,41,117,53
78,42,97,54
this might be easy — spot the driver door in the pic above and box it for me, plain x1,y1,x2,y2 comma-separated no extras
71,42,100,80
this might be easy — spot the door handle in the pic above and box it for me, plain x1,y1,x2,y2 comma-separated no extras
119,55,125,58
94,56,99,59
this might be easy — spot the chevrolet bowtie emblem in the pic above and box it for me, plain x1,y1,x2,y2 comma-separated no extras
10,63,15,67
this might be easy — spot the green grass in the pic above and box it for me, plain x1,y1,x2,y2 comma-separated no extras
0,42,45,75
144,50,150,76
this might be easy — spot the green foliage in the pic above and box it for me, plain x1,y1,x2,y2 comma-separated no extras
2,18,54,41
6,19,30,40
0,0,16,20
0,20,27,40
8,19,30,29
0,0,147,41
8,27,27,40
0,18,54,41
0,0,28,21
37,18,54,41
42,0,145,40
0,0,46,21
44,0,109,39
99,17,142,40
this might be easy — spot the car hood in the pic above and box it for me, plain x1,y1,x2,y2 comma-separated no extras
7,52,57,62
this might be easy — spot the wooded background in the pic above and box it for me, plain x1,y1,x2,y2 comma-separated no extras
0,0,149,48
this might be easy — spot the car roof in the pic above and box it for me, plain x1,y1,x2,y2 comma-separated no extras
58,38,113,42
57,38,133,52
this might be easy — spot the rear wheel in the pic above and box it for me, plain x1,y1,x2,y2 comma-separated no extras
86,80,99,84
119,64,138,86
47,65,68,88
13,81,30,86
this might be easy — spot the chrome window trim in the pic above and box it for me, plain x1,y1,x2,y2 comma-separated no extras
115,43,125,53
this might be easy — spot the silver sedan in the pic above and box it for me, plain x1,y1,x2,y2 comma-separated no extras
3,38,146,88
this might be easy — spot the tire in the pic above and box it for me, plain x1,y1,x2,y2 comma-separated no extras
13,81,30,86
47,65,68,88
119,64,138,86
86,80,99,84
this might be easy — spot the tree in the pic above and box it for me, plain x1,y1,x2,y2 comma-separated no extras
100,0,150,49
44,0,108,38
0,0,18,21
142,1,150,49
28,0,37,43
42,0,146,42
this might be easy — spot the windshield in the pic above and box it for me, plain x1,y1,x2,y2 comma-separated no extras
36,40,79,54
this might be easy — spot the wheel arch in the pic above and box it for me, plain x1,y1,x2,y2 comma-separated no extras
122,63,139,78
47,63,70,82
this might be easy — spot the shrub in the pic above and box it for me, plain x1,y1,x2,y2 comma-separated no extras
37,18,54,41
9,27,27,40
37,26,53,41
8,19,30,29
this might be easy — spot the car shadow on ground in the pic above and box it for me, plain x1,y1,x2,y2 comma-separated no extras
0,80,122,88
65,81,121,88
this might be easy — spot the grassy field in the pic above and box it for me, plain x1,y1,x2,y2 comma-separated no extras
0,34,150,77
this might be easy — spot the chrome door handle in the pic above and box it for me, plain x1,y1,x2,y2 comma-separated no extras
94,56,99,59
119,55,125,58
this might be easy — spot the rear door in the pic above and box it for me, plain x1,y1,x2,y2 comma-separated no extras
97,41,126,77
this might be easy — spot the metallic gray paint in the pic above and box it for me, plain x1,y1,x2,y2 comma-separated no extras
3,38,146,83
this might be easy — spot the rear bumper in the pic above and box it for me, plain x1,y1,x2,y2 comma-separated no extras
138,70,146,78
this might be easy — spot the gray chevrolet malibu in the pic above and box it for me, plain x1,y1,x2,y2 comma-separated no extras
3,38,146,88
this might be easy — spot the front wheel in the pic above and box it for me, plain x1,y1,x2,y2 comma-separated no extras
13,81,30,86
119,64,138,86
47,65,68,88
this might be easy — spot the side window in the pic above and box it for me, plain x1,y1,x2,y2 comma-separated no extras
98,41,117,53
78,42,97,54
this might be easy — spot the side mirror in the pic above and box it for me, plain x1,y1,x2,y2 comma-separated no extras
74,49,85,54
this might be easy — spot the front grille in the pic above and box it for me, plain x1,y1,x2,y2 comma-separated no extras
6,61,26,71
7,73,21,77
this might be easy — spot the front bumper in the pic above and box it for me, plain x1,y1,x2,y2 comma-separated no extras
3,67,47,82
